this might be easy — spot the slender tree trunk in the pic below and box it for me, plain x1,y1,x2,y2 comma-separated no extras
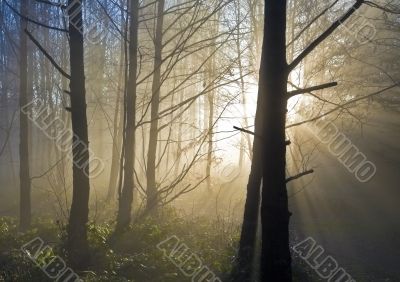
231,78,264,282
248,0,263,77
115,0,139,231
107,64,123,202
146,0,165,212
19,0,31,231
42,9,55,169
107,8,126,202
58,31,70,188
174,88,184,177
260,1,291,281
205,11,219,190
115,0,129,206
205,81,214,190
235,0,252,168
90,2,108,164
66,0,91,269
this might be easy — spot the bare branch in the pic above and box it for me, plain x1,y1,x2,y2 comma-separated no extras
233,126,258,137
286,169,314,183
25,29,71,80
95,0,126,41
31,157,65,181
287,84,399,128
4,0,68,32
287,0,340,47
287,82,338,98
289,0,365,71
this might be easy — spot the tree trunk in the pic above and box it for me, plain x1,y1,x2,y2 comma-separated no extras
231,73,264,282
107,70,123,202
205,10,219,190
235,0,252,168
107,10,126,202
260,1,291,281
66,0,91,269
19,0,31,232
115,0,139,231
146,0,165,212
205,81,214,190
233,1,292,281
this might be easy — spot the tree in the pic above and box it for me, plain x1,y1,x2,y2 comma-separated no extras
234,0,370,281
258,2,291,280
107,0,126,203
66,0,91,269
115,0,139,231
146,0,165,212
19,0,31,231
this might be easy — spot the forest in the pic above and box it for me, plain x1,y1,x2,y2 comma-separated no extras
0,0,399,281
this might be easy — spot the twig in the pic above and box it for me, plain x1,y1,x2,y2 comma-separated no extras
286,169,314,183
233,126,258,137
234,126,291,145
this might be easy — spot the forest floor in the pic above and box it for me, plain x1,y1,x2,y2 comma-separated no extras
0,210,325,282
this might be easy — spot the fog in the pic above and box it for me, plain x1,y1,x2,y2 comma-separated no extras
0,0,399,281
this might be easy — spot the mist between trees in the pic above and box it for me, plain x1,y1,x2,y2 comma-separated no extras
0,0,399,281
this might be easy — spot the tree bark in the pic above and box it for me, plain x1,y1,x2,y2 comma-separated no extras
233,1,291,281
66,0,91,269
259,1,291,281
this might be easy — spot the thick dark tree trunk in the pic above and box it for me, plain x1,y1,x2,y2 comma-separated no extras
66,0,91,270
233,1,291,281
115,0,139,231
19,0,31,232
260,1,291,281
146,0,165,212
